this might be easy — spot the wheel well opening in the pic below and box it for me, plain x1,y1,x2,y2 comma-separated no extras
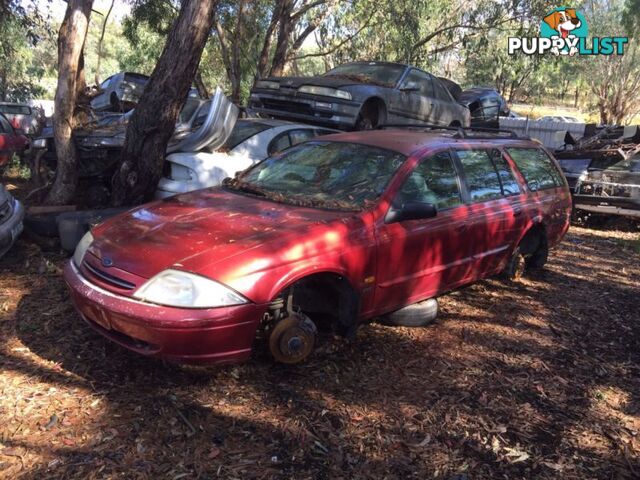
449,120,462,127
274,273,359,337
519,224,547,256
361,97,386,123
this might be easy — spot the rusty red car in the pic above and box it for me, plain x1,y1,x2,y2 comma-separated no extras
0,113,29,169
63,126,571,364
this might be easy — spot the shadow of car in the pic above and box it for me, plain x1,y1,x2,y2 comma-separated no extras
249,61,470,130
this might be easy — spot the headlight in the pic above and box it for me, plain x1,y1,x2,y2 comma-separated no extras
255,80,280,90
73,231,94,267
32,138,47,149
133,269,248,308
298,85,352,100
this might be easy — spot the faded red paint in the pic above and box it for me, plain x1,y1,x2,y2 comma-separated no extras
64,131,572,364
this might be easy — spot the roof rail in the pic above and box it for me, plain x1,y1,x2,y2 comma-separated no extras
377,123,525,140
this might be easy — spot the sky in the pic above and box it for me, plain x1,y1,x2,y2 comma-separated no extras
24,0,132,23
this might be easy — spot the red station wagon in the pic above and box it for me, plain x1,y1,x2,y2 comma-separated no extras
64,127,572,364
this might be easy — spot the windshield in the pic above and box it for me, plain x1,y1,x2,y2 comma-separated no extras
325,63,405,87
593,156,640,173
226,141,405,210
217,120,271,152
177,98,202,124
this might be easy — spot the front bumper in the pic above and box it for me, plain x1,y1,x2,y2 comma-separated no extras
155,176,200,200
63,261,268,364
249,90,361,128
0,197,25,258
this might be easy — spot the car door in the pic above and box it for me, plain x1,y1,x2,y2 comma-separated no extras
0,115,15,167
451,147,527,279
390,69,435,124
374,150,472,313
430,77,457,125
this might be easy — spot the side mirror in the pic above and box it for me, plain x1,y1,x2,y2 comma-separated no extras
400,82,420,93
385,201,437,223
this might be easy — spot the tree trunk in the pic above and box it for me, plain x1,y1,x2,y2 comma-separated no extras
269,0,295,76
45,0,93,205
95,0,115,86
111,0,218,206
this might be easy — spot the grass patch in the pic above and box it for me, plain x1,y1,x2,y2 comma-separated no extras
4,154,31,180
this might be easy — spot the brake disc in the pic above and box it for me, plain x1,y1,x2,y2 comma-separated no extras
268,312,317,364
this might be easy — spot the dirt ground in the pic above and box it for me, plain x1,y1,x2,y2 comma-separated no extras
1,207,639,479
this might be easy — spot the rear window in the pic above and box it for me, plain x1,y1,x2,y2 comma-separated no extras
123,73,149,85
219,120,271,151
0,104,31,115
506,148,565,191
456,150,503,202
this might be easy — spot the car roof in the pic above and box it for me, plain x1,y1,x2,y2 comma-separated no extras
240,117,337,129
314,129,539,157
459,88,501,101
330,60,409,69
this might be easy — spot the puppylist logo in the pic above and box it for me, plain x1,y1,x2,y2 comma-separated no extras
508,7,628,56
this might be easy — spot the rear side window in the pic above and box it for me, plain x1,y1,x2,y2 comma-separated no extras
456,150,503,202
0,115,12,133
507,148,564,191
489,149,521,196
395,151,462,210
288,129,316,146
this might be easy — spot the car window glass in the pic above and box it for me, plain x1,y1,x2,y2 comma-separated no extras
0,105,31,115
218,120,272,152
432,78,453,102
394,151,462,210
506,148,564,191
401,69,434,97
240,141,406,210
324,63,405,87
315,129,336,136
100,77,111,89
481,97,499,119
456,149,503,202
288,129,316,146
0,115,12,133
489,149,521,196
267,132,291,155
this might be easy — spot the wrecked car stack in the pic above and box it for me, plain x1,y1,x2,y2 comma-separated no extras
556,125,640,219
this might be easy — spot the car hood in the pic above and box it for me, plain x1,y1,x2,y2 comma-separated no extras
261,75,368,89
89,188,361,296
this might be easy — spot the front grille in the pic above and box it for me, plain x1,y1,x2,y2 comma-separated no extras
0,200,12,224
261,98,315,116
83,260,136,290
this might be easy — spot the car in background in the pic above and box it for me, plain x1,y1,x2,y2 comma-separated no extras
249,61,470,130
0,102,43,136
538,115,580,123
0,113,29,169
156,119,337,198
33,89,238,206
91,72,150,112
0,183,25,258
64,126,570,365
459,88,509,128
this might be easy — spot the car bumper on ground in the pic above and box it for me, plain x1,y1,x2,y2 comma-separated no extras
0,197,25,258
63,261,268,364
249,91,361,129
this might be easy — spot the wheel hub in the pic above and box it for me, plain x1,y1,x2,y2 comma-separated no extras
269,312,317,364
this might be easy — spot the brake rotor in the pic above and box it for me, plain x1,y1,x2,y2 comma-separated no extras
268,312,317,364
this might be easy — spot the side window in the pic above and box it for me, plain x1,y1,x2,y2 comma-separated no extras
315,128,336,136
481,97,499,120
506,148,565,191
100,76,112,90
288,129,315,146
267,132,291,156
401,69,435,98
456,149,503,202
394,151,462,210
432,78,453,102
0,115,11,133
489,149,521,196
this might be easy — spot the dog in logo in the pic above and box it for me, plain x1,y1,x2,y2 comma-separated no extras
543,8,581,56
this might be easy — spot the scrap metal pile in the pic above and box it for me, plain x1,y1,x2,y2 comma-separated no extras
556,125,640,218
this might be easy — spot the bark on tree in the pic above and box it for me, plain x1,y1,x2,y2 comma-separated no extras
45,0,93,205
111,0,218,206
